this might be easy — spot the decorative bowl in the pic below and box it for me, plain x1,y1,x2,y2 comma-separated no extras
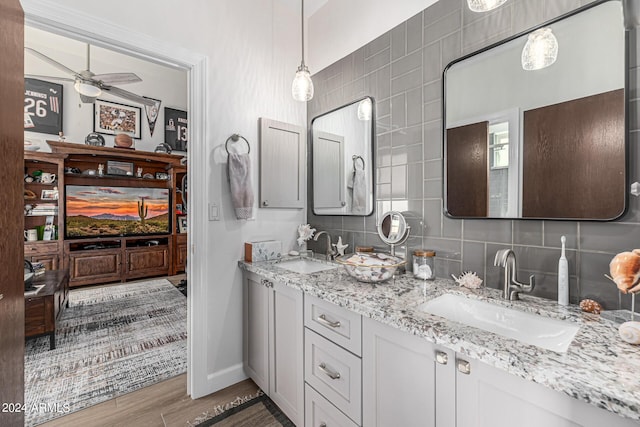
335,252,406,283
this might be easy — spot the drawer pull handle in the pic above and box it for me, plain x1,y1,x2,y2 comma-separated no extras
317,314,340,328
318,363,341,380
457,359,471,375
436,351,448,365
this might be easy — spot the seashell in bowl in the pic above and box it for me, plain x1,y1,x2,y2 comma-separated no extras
335,253,405,283
619,321,640,345
609,249,640,294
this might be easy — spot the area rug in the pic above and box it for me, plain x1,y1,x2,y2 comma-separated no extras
190,390,295,427
24,278,187,426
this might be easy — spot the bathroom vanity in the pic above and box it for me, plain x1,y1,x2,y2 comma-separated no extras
240,257,640,427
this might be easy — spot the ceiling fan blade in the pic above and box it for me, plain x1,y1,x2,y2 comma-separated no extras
25,74,75,83
103,85,156,107
93,72,142,85
25,47,80,78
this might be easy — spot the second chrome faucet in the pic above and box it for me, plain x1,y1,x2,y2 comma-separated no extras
493,249,535,300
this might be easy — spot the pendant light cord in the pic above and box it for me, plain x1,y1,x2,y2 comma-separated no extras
301,0,305,67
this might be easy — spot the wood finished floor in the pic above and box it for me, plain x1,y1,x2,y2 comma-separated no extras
38,274,255,427
40,375,259,427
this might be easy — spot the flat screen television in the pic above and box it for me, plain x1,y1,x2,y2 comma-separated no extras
65,185,171,238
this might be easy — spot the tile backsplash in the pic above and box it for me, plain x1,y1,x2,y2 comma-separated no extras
307,0,640,310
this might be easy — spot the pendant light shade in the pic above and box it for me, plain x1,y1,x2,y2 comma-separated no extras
292,65,314,102
521,28,558,71
292,0,313,102
467,0,508,12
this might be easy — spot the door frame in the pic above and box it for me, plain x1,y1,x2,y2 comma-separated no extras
21,0,210,397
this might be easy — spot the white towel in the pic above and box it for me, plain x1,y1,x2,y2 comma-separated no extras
352,169,366,213
228,153,254,219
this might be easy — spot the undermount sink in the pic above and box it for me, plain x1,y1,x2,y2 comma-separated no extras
416,294,580,353
274,259,338,274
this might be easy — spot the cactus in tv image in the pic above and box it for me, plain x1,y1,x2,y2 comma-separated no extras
138,198,149,225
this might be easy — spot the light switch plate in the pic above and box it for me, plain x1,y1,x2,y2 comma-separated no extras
209,203,220,221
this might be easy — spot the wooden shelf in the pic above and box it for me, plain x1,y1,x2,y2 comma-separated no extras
47,141,184,166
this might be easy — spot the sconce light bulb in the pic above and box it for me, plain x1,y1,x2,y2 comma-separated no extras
292,65,314,102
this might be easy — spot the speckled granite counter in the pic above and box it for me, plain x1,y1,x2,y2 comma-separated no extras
238,256,640,422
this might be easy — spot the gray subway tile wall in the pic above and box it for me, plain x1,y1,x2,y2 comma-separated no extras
307,0,639,310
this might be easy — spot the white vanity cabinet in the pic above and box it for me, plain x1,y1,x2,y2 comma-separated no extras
362,316,638,427
243,271,304,426
304,295,363,426
455,356,639,427
362,317,455,427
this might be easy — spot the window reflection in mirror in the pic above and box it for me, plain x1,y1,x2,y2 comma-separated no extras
311,97,375,216
444,0,626,220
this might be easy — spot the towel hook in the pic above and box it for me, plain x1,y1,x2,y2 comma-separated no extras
352,155,365,170
225,134,251,154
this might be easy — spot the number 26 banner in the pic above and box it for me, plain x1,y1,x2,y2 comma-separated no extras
24,78,63,135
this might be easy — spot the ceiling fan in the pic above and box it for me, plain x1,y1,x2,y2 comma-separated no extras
25,44,155,107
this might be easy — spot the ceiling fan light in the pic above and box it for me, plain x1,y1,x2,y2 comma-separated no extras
467,0,508,12
74,80,102,97
292,65,314,102
521,28,558,71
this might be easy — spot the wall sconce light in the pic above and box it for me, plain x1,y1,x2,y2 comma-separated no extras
521,28,558,71
292,0,314,102
357,98,372,121
467,0,508,13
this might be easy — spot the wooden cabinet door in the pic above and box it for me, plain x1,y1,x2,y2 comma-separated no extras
259,118,305,209
125,246,169,279
269,281,303,426
69,249,122,286
175,239,187,273
363,317,439,427
455,356,639,427
243,273,270,392
31,253,59,270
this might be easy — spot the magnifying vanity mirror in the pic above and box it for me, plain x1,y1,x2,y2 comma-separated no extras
311,97,375,216
377,211,410,256
444,0,626,220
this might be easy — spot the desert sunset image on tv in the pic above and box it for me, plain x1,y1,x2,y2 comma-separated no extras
66,185,170,238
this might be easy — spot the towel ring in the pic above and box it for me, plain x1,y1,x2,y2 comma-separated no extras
225,134,251,154
352,155,365,170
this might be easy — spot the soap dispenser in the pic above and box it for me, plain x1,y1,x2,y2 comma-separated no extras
558,236,569,306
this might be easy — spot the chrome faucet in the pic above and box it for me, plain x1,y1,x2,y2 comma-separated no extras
313,231,336,261
493,249,535,300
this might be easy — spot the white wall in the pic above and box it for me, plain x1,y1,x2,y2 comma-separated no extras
308,0,438,72
24,26,187,153
21,0,307,398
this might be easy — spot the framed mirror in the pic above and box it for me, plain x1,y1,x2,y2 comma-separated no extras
444,0,626,220
311,96,375,216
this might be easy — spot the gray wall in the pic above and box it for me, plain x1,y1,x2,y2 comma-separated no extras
307,0,640,310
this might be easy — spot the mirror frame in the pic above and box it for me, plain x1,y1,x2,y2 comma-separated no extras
441,0,629,221
377,211,410,245
310,96,376,217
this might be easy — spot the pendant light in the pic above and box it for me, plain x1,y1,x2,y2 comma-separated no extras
357,98,372,121
521,28,558,71
292,0,314,102
467,0,508,13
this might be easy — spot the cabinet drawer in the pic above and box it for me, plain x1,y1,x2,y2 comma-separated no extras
305,294,362,356
305,384,359,427
25,241,59,256
305,329,362,425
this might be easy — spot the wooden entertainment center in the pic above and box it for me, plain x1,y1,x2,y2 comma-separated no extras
24,141,187,288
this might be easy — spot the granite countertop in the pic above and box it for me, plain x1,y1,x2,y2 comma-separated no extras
238,256,640,421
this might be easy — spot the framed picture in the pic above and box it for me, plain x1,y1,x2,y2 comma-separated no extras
177,215,187,233
40,189,59,200
106,160,134,176
164,107,188,152
94,99,142,139
24,78,63,135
